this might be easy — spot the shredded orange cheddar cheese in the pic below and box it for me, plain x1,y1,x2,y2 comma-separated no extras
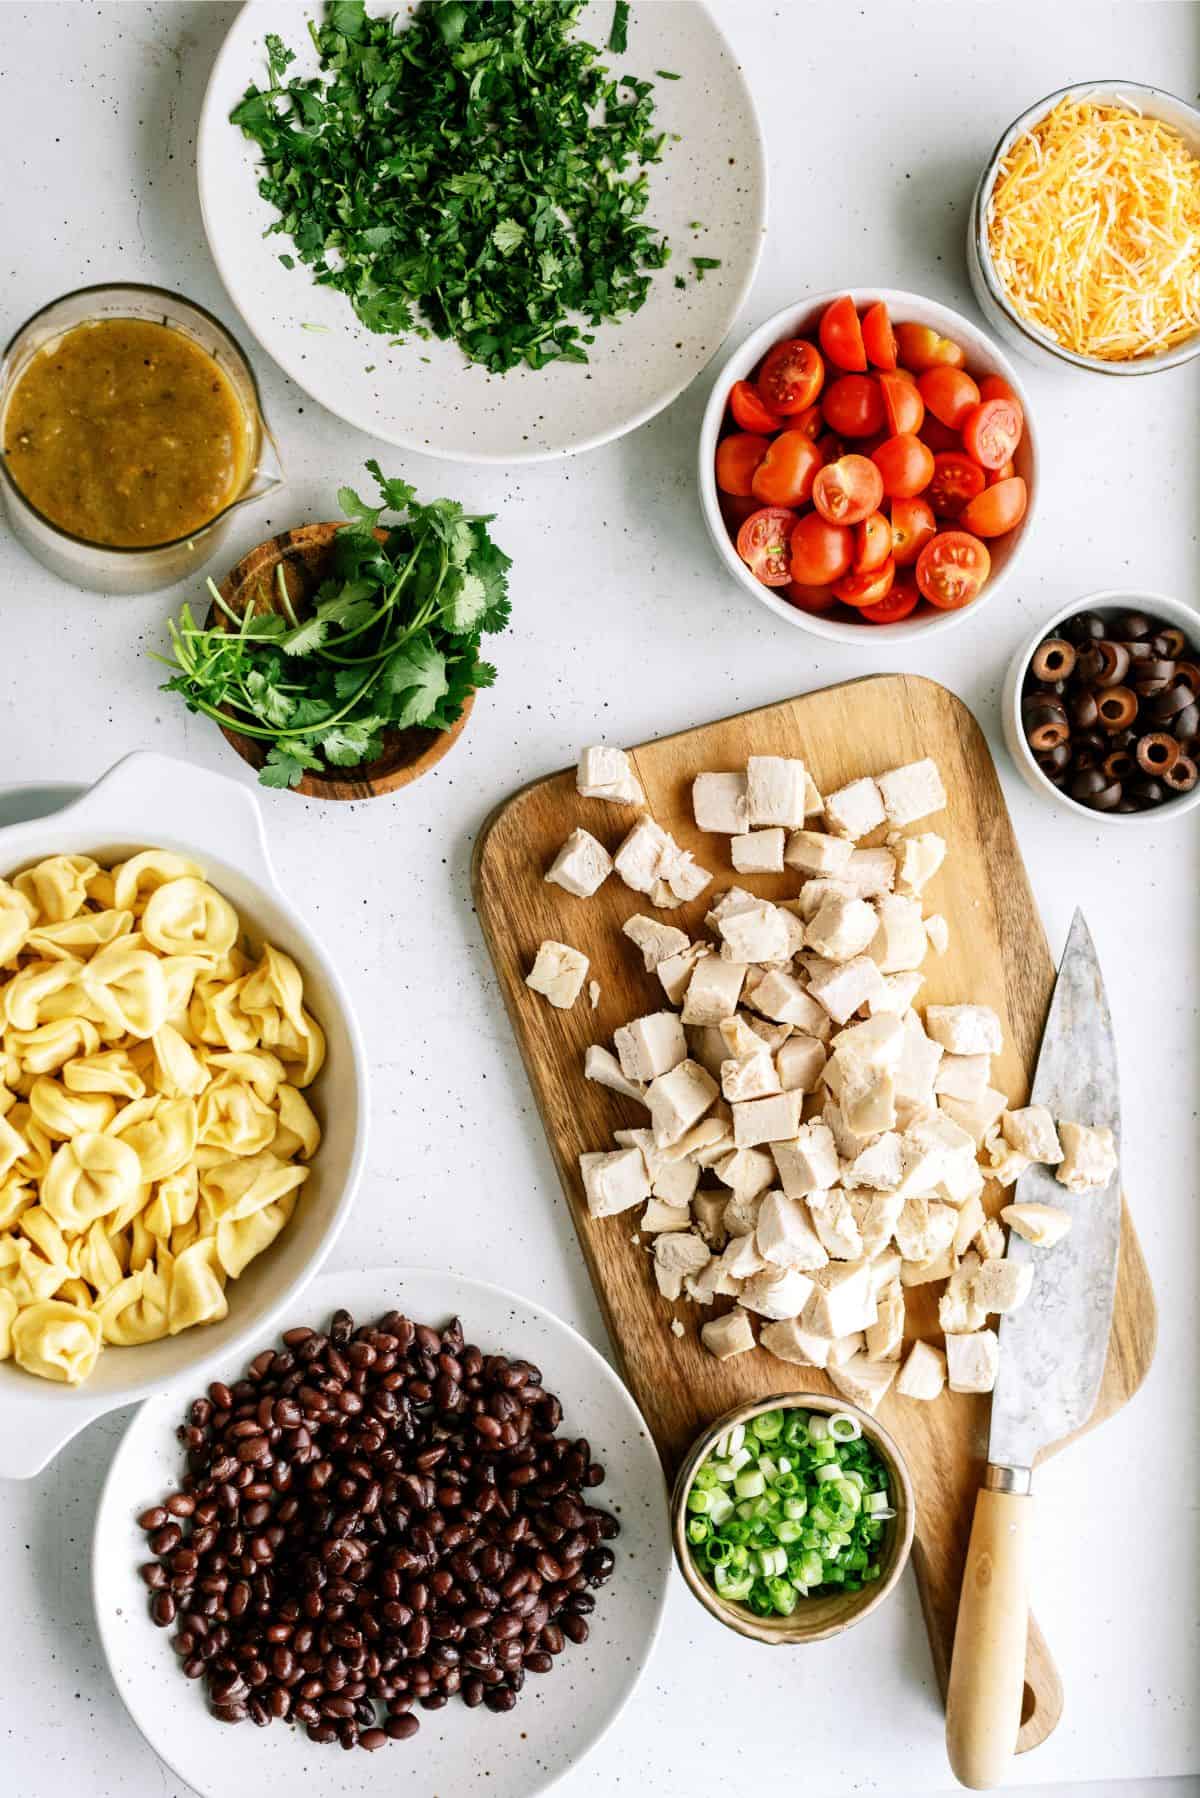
986,95,1200,360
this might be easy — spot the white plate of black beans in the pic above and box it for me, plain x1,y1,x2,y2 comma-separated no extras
92,1266,671,1798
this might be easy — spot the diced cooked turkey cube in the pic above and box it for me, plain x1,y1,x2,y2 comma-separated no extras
714,1147,776,1204
901,1245,955,1286
803,1259,878,1336
613,816,674,894
841,1132,904,1191
827,1353,898,1414
776,1035,826,1094
719,1013,767,1060
865,1284,905,1360
658,943,711,1006
1056,1121,1118,1194
545,827,613,898
1000,1202,1072,1248
622,914,690,971
771,1121,840,1197
925,914,950,956
877,758,947,827
807,954,886,1024
704,886,759,934
896,1340,946,1400
972,1257,1034,1316
657,846,713,904
614,1011,688,1084
746,969,830,1036
952,1192,987,1258
806,894,879,963
731,828,786,874
934,1053,992,1102
731,1089,804,1149
640,1197,693,1233
700,1308,756,1359
784,829,854,877
867,970,925,1016
824,777,886,840
925,1004,1004,1056
938,1263,987,1334
756,1190,829,1271
795,877,858,921
746,755,809,830
759,1316,834,1367
868,894,927,972
691,1190,730,1248
614,1127,699,1206
653,1230,712,1300
938,1086,1008,1146
681,955,747,1025
807,1189,864,1261
824,1057,897,1137
692,772,751,834
721,1051,782,1104
982,1131,1030,1187
946,1329,1000,1394
584,1044,647,1104
844,847,897,897
1001,1106,1064,1164
720,1230,767,1280
526,940,590,1009
577,745,645,806
975,1216,1006,1259
718,901,792,965
579,1148,651,1218
646,1059,719,1147
895,831,946,896
740,1265,815,1319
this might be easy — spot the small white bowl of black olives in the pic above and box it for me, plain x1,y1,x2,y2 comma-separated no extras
1003,590,1200,824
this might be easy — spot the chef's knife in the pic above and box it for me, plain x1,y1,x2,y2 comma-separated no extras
945,910,1121,1790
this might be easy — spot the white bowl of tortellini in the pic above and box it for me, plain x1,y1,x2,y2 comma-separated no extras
0,751,369,1475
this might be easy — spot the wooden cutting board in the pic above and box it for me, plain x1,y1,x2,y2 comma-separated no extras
472,674,1156,1753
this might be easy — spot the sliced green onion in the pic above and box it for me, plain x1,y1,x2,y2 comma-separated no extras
807,1414,830,1441
828,1411,862,1442
734,1468,765,1499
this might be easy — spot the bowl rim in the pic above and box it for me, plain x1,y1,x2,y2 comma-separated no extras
972,79,1200,377
670,1388,916,1643
0,280,278,554
0,752,371,1456
697,285,1038,644
1006,588,1200,824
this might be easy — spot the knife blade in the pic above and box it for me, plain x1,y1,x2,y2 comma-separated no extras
946,909,1121,1790
987,907,1122,1474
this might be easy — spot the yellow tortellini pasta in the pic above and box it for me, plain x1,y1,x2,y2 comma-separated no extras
0,850,323,1383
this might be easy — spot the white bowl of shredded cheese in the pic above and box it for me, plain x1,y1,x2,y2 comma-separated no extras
969,81,1200,375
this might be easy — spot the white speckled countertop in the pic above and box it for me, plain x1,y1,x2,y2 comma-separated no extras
0,4,1197,1795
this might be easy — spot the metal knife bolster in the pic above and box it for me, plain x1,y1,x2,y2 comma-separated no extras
983,1463,1032,1496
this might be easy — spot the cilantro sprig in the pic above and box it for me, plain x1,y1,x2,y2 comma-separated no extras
158,464,510,790
230,0,673,373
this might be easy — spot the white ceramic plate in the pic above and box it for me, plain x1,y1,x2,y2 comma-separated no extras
93,1265,670,1798
197,1,766,463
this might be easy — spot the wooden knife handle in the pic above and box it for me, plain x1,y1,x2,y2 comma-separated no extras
945,1483,1033,1789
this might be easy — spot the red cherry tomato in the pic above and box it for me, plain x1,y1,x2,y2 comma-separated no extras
916,531,990,609
894,323,966,371
822,374,885,438
917,366,981,431
919,413,962,453
789,512,854,586
757,339,825,415
715,432,769,496
871,433,935,499
879,370,925,435
928,451,986,518
818,296,867,372
815,433,846,466
751,430,823,507
960,475,1028,538
833,557,896,608
793,402,825,441
861,302,897,370
729,379,782,435
858,576,920,625
890,496,937,566
989,458,1016,485
783,580,839,614
853,511,893,572
719,491,761,533
962,397,1024,470
736,507,797,586
812,455,884,526
977,373,1019,405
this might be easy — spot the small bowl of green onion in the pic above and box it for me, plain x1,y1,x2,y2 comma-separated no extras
671,1393,915,1645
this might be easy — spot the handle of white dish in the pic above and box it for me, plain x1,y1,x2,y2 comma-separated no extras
59,751,277,889
0,1390,114,1481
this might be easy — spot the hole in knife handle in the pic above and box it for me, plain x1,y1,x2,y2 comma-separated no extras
1020,1681,1036,1726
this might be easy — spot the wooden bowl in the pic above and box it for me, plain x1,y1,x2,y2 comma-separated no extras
208,523,474,801
670,1391,916,1644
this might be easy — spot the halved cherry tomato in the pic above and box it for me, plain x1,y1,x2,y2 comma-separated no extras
719,491,761,532
928,451,986,518
833,557,896,608
917,366,981,431
890,496,937,566
871,433,935,499
861,301,897,370
853,511,892,572
879,370,925,435
729,379,782,435
818,296,866,372
962,397,1023,469
894,323,966,371
812,454,884,526
736,507,797,586
751,430,823,507
960,475,1028,538
783,580,838,614
789,512,854,586
794,402,825,441
989,458,1016,484
822,374,885,438
915,531,990,609
858,576,920,625
757,339,825,415
715,432,770,496
977,373,1019,405
919,413,961,453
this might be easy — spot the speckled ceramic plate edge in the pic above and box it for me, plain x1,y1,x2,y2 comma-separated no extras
196,0,768,463
91,1264,672,1798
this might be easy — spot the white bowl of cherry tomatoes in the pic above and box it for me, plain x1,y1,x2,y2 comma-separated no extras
698,289,1037,641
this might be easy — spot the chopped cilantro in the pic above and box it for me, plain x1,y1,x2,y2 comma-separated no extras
230,0,677,374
